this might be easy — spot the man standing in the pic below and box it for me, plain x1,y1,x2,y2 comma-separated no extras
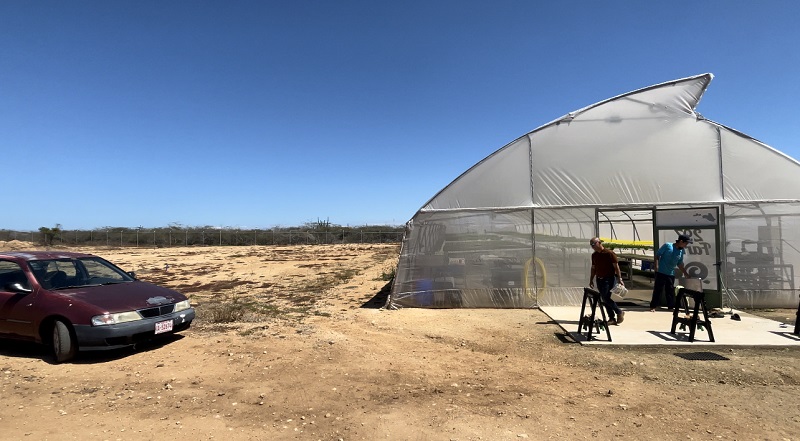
589,237,625,325
650,233,693,311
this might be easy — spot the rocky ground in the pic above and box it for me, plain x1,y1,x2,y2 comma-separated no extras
0,241,798,440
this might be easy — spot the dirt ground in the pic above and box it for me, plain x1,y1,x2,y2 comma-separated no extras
1,241,799,441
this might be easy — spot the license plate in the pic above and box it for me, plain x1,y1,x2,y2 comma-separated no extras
155,319,173,334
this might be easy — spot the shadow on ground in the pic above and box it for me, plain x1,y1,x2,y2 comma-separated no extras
361,281,392,309
0,334,185,365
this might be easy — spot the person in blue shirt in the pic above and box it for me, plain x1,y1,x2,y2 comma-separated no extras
650,233,693,311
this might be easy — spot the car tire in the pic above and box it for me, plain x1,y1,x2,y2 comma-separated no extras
52,320,77,363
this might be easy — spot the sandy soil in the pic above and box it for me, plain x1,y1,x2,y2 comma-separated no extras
1,240,799,440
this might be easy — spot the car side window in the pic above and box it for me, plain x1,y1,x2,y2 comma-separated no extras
52,261,78,278
82,258,126,282
0,260,30,291
28,260,80,287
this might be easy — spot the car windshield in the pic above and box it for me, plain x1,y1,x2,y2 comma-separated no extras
29,257,134,290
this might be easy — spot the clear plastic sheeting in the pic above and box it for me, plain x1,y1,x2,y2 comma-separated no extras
391,209,596,308
392,210,537,309
390,74,800,309
722,203,800,308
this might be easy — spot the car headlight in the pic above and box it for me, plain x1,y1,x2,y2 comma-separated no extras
91,311,142,326
173,300,191,312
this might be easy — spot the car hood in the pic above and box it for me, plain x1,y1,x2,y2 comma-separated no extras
54,281,187,312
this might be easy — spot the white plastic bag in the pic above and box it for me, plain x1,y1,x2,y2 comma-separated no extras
610,283,628,301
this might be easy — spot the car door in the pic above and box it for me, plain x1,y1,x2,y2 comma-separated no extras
0,259,37,339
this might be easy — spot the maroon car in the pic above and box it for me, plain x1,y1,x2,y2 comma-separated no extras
0,251,195,362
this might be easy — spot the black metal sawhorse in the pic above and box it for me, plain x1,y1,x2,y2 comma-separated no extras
578,287,612,342
671,287,715,342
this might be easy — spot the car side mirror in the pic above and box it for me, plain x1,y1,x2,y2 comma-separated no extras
127,271,137,279
6,282,32,294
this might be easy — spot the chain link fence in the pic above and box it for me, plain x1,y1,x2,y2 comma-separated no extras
1,228,403,248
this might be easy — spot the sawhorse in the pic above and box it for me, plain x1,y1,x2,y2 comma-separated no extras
671,287,715,342
577,287,612,342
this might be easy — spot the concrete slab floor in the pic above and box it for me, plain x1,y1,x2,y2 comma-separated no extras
540,292,800,347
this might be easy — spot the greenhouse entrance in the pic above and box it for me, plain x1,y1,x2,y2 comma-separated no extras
596,208,655,288
597,207,722,307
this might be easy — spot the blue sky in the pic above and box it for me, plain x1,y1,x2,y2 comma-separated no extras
2,1,799,231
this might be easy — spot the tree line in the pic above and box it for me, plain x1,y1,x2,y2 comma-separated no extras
2,221,405,247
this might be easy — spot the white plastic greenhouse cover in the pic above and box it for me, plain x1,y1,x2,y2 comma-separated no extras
391,73,800,309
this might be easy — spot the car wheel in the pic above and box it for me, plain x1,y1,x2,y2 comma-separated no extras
52,320,77,363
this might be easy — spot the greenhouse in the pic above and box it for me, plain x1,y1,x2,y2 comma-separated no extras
390,73,800,310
